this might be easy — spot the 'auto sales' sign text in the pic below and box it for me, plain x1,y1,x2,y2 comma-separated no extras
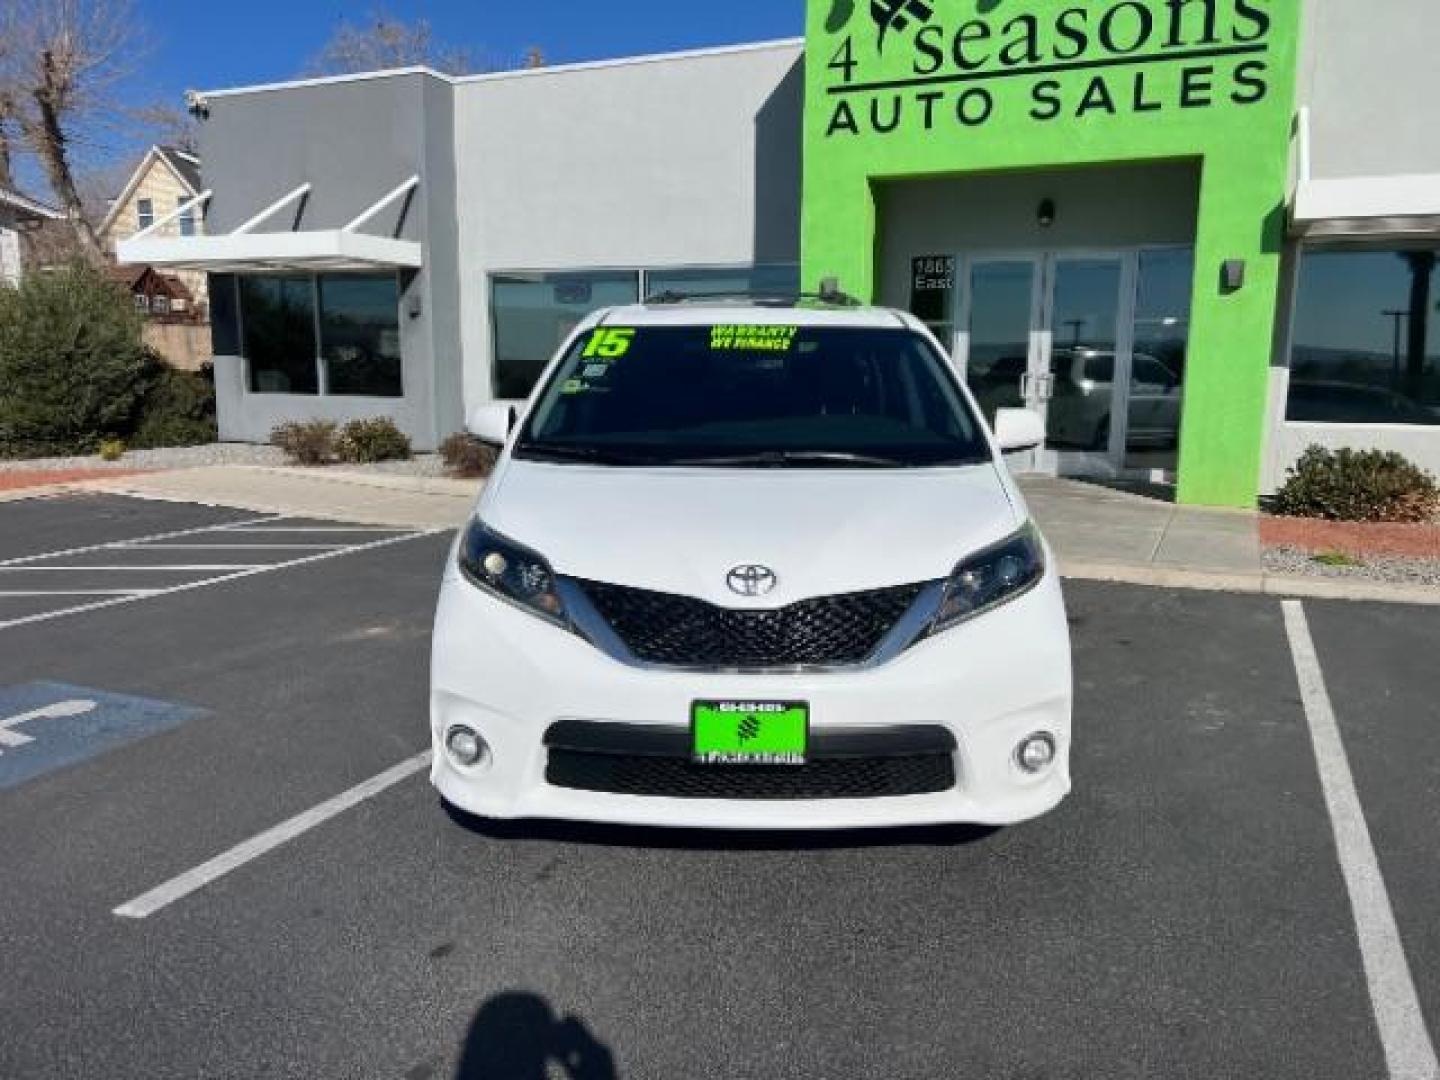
820,0,1274,137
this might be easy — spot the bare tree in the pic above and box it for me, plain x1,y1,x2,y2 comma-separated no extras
0,31,17,189
0,0,140,262
308,7,477,76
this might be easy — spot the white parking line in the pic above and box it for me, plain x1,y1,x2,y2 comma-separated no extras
122,543,349,551
114,751,432,919
126,544,354,552
1283,600,1440,1080
0,565,269,572
0,589,159,597
218,526,408,534
0,516,286,568
0,528,446,632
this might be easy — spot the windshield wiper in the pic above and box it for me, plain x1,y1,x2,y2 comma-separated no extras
667,450,912,468
514,444,655,466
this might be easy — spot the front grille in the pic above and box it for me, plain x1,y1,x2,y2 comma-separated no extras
575,579,925,668
543,722,957,801
547,750,954,800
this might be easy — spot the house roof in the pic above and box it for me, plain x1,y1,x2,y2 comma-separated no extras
99,144,204,235
0,185,62,221
156,145,203,194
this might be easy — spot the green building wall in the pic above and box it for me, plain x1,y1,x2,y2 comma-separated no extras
801,0,1299,507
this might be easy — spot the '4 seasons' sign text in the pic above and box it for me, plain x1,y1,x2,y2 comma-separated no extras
821,0,1274,137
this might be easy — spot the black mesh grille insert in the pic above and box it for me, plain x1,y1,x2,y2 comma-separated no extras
575,579,925,668
546,750,955,800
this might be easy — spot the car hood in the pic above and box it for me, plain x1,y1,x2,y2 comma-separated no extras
478,461,1023,605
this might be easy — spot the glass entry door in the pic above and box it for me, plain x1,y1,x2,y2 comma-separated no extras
948,249,1191,482
1039,254,1133,478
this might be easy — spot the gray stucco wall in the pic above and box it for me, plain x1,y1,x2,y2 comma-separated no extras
452,41,804,409
1299,0,1440,179
202,72,460,451
876,161,1202,311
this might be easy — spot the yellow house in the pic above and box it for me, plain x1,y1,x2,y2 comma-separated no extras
100,145,212,369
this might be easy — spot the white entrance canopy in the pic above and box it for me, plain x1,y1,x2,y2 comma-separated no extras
116,176,422,272
1291,108,1440,239
1293,173,1440,240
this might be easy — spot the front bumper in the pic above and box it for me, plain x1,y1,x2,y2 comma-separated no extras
429,567,1072,829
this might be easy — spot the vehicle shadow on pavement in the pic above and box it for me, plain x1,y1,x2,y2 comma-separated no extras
442,799,1000,851
455,992,616,1080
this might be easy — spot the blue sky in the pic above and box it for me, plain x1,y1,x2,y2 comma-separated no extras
137,1,803,98
8,2,803,199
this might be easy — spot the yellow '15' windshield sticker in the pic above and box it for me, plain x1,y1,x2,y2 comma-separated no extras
582,328,635,359
564,328,635,394
711,325,799,352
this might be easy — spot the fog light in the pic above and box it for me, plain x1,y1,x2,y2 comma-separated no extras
445,725,487,767
1016,733,1056,774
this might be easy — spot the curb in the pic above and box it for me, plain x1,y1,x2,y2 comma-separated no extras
0,483,78,504
233,465,482,499
1061,559,1440,606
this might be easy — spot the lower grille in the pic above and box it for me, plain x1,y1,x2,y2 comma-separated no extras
543,722,956,801
574,579,926,669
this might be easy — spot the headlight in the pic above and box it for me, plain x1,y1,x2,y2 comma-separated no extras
928,523,1045,635
457,519,569,627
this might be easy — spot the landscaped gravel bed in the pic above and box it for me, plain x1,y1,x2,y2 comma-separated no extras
0,444,450,478
1265,546,1440,588
0,443,287,472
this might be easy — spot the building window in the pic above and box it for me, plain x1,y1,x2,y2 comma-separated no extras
240,275,319,395
178,200,196,237
319,273,402,397
489,265,799,400
133,293,148,312
136,198,154,232
1287,247,1440,425
491,271,640,399
239,272,402,397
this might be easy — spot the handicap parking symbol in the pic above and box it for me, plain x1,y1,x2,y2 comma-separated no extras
0,681,206,791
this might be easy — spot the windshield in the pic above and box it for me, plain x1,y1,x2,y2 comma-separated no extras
516,323,991,467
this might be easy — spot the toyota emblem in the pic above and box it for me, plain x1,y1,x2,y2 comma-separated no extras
726,564,778,598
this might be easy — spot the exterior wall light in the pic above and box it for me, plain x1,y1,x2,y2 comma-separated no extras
1037,198,1057,228
1222,259,1247,292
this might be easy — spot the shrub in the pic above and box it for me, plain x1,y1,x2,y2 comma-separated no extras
336,417,412,464
1272,445,1439,523
99,439,126,462
439,432,497,479
130,362,218,449
271,420,338,466
0,262,150,457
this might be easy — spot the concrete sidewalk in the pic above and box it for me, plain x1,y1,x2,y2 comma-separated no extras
33,463,1436,605
1018,477,1262,585
80,465,479,530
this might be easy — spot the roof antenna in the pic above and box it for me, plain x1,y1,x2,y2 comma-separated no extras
817,277,858,306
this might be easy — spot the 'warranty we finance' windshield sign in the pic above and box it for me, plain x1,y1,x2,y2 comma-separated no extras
819,0,1275,137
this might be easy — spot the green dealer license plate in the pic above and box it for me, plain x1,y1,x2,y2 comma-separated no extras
692,701,809,766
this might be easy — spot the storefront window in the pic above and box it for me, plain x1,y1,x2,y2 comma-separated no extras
491,272,642,399
240,276,318,395
319,273,402,397
241,273,403,397
644,264,800,300
1287,248,1440,425
1127,248,1193,470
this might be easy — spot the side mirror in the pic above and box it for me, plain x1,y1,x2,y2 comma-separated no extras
994,408,1045,453
466,403,516,446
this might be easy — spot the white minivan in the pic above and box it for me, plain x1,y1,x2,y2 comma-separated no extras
430,297,1072,829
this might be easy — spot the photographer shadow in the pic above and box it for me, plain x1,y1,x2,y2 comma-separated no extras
455,992,616,1080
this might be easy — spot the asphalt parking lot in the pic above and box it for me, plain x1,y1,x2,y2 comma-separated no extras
0,492,1436,1079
